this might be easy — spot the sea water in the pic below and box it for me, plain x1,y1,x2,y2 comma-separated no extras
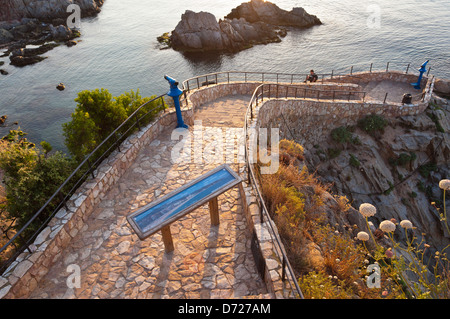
0,0,448,150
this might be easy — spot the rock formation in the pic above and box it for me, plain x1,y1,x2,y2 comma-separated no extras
226,0,321,27
168,0,321,53
0,0,104,21
307,96,450,259
0,1,104,68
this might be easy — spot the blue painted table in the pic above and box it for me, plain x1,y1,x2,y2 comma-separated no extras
127,164,242,252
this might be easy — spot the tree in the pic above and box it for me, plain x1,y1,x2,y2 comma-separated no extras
62,88,159,161
62,109,98,161
0,130,75,236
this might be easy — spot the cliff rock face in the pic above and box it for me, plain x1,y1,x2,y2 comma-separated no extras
308,97,450,258
226,0,321,27
169,0,321,53
0,0,104,21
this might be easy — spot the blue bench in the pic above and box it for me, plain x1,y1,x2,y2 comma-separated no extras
127,164,242,252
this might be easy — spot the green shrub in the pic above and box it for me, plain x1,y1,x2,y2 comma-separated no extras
327,148,341,159
349,154,360,168
389,152,417,167
0,131,75,237
357,114,388,135
419,162,437,178
62,88,162,161
331,126,353,144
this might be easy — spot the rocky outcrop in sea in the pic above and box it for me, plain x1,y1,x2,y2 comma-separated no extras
0,0,105,69
166,0,321,53
0,0,104,21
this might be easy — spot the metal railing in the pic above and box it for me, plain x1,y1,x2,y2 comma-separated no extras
243,83,305,299
181,61,422,94
0,94,167,274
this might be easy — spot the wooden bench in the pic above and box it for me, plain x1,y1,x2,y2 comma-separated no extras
126,164,242,252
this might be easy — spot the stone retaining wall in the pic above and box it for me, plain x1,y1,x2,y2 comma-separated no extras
0,109,191,299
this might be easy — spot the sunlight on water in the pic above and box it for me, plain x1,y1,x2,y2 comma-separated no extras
0,0,448,150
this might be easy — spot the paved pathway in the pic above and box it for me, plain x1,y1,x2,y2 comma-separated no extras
28,95,268,299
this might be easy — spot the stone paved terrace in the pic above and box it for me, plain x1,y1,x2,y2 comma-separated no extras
2,70,434,299
27,95,267,299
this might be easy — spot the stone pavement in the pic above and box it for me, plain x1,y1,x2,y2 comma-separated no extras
193,95,250,128
28,95,268,299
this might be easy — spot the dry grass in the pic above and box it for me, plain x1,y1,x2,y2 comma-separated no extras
257,139,406,298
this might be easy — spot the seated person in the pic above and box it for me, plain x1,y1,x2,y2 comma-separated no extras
306,69,318,82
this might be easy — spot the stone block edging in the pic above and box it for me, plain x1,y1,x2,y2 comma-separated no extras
1,109,191,299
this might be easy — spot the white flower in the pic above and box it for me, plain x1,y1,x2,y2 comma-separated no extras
400,220,413,229
439,179,450,190
359,203,377,217
357,231,370,241
380,220,396,233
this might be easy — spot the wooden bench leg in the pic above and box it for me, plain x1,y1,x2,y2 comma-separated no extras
209,197,220,226
161,226,174,253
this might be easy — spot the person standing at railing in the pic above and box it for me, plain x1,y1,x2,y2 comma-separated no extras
305,70,318,83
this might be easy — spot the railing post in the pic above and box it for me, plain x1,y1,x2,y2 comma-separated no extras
206,75,209,87
406,63,410,74
383,92,388,104
227,72,230,84
290,74,294,84
386,62,390,72
262,73,264,83
135,113,141,131
58,192,69,211
331,70,334,79
196,77,200,89
161,96,167,111
281,257,287,281
370,63,373,73
87,158,95,179
350,66,353,75
363,92,366,102
245,72,247,83
215,73,218,84
427,67,431,77
115,132,121,152
332,91,335,101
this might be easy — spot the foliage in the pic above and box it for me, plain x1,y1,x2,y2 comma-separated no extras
331,126,353,144
62,88,162,161
327,148,341,159
0,130,75,237
419,162,437,178
349,154,360,168
357,114,388,135
356,188,450,299
298,271,354,299
426,112,445,133
389,152,417,167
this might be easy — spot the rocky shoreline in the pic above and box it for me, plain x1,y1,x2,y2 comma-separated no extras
0,0,105,72
162,0,321,53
